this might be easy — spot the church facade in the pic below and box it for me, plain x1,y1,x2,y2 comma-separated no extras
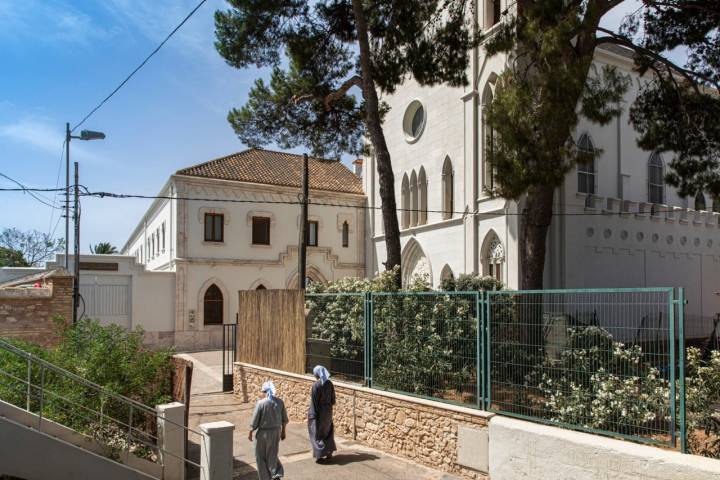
362,2,720,339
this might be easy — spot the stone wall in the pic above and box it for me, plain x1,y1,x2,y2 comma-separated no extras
0,270,73,346
234,362,491,479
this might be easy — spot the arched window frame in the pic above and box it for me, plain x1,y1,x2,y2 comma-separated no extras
418,167,427,225
441,157,454,220
695,192,707,211
482,79,497,193
410,170,418,227
401,174,410,229
648,152,665,205
203,284,223,325
577,133,597,195
481,232,505,282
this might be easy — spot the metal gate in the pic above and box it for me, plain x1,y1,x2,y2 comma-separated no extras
222,322,238,392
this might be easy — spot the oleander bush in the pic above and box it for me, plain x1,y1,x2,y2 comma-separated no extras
686,347,720,458
534,325,669,434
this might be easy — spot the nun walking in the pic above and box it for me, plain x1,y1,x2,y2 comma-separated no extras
308,365,337,462
248,381,289,480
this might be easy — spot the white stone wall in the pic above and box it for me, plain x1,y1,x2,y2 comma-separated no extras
489,416,720,480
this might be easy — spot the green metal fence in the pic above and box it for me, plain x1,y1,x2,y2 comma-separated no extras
305,288,686,450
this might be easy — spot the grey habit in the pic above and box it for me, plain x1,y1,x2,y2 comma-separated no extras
250,396,289,480
308,379,337,459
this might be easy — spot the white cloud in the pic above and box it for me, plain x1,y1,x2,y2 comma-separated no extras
0,118,104,164
102,0,229,64
0,0,118,48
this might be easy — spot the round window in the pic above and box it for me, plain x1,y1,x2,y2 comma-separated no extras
403,100,426,143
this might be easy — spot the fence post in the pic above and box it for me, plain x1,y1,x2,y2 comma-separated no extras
157,402,186,480
476,292,482,410
365,292,374,387
485,292,491,410
199,421,234,480
26,357,31,412
678,287,687,454
669,288,676,448
38,365,44,427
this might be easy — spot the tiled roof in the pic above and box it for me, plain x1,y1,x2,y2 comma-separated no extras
176,148,364,195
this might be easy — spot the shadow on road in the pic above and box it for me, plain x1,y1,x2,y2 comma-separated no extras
324,452,381,466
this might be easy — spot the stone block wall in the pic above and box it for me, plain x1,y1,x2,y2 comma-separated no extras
0,272,73,346
234,363,491,479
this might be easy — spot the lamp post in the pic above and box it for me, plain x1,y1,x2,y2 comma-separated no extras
65,124,105,324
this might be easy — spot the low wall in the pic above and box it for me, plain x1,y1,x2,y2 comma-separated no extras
489,416,720,480
234,362,492,479
0,270,73,346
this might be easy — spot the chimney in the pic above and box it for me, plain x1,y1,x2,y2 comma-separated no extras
352,158,363,178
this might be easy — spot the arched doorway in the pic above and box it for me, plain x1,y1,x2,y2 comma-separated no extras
401,238,432,287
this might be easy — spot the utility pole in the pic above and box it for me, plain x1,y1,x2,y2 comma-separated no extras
73,162,80,325
65,123,71,270
298,153,309,289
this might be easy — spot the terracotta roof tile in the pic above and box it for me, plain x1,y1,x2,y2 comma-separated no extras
176,148,364,195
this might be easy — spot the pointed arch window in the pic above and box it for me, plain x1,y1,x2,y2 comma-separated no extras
713,196,720,213
482,82,496,192
442,157,454,219
401,174,410,229
342,221,349,247
648,152,665,205
255,284,267,290
418,167,427,225
410,170,418,227
695,192,707,211
203,284,223,325
482,233,504,282
577,133,596,195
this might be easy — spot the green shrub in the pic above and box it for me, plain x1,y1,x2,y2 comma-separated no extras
0,318,174,449
535,326,669,434
686,347,720,457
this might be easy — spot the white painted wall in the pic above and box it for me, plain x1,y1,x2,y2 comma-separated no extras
489,415,720,480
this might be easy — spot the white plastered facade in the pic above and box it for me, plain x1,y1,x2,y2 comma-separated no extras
122,174,365,350
364,2,720,339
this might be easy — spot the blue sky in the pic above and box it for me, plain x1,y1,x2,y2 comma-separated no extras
0,0,638,253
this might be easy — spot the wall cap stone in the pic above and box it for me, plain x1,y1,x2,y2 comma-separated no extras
237,362,494,420
490,415,720,473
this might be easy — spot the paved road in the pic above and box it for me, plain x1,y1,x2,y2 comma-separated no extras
180,350,460,480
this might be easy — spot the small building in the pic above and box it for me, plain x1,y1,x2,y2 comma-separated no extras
121,148,366,350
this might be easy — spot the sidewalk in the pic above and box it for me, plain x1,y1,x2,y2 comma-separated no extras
180,351,460,480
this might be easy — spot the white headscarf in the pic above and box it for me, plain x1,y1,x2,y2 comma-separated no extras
313,365,331,385
261,380,276,400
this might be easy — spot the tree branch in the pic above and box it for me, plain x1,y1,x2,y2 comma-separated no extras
324,75,362,110
594,27,718,90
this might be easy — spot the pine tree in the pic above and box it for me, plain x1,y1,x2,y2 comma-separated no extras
214,0,480,279
484,0,718,289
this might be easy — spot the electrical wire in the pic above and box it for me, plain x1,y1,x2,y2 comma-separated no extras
47,140,68,237
0,183,713,218
71,0,209,132
0,173,65,210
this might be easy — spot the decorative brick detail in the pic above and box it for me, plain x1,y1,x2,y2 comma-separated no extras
234,363,491,479
0,271,73,346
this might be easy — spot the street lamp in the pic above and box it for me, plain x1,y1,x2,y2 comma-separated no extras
64,123,105,324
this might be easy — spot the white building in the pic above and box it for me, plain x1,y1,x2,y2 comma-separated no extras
122,148,365,349
363,5,720,339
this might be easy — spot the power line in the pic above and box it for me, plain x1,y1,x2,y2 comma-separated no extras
71,0,209,132
1,183,715,218
47,140,67,237
0,173,65,210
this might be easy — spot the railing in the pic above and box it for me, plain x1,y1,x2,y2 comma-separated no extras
305,288,687,451
222,322,238,392
0,339,205,478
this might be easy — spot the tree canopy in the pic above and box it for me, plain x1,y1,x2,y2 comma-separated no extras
483,0,719,288
90,242,118,255
0,228,64,267
215,0,480,275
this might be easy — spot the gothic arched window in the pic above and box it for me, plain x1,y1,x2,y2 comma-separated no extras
203,284,223,325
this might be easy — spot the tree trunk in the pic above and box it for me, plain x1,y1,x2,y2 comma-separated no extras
351,0,402,283
520,184,555,290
